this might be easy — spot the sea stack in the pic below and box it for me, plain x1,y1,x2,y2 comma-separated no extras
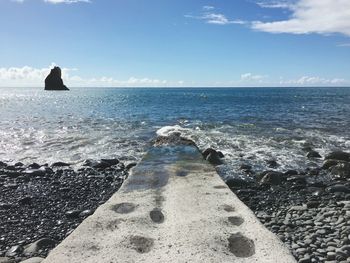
44,66,69,91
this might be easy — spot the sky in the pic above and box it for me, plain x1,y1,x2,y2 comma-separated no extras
0,0,350,87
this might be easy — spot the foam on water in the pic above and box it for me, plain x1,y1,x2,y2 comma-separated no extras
1,87,349,176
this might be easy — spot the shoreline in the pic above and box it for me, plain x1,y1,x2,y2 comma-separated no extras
1,147,350,262
0,159,135,262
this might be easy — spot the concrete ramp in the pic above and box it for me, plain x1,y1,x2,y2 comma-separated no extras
43,143,296,263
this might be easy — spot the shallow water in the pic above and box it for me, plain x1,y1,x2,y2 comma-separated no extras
1,87,349,179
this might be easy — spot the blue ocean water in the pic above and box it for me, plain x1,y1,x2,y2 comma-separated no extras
0,87,349,178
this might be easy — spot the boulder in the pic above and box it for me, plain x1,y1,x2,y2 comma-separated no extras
44,66,69,91
330,162,350,179
326,184,350,193
322,159,342,169
206,152,223,166
24,238,56,256
325,151,350,162
20,257,45,263
5,245,23,257
306,150,322,159
260,171,285,185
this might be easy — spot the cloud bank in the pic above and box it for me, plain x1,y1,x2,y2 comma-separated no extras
253,0,350,37
0,64,169,87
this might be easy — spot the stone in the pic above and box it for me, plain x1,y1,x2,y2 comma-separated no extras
260,171,285,185
125,162,137,170
307,150,322,159
20,257,45,263
206,152,223,166
51,162,70,167
225,178,251,188
322,159,341,169
326,184,350,193
23,168,46,177
65,210,81,219
325,151,350,162
0,257,14,263
5,245,23,257
24,238,56,256
330,162,350,179
44,66,69,91
18,196,32,205
266,159,279,168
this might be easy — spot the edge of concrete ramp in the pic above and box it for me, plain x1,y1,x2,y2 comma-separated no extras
43,137,296,263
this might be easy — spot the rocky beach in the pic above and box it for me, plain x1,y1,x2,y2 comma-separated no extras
227,150,350,263
0,159,135,263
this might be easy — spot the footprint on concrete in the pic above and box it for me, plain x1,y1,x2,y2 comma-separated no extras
228,233,255,257
150,208,165,223
228,216,244,226
130,235,154,253
222,204,235,212
111,202,136,214
214,185,227,189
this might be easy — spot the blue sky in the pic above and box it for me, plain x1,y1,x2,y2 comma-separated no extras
0,0,350,87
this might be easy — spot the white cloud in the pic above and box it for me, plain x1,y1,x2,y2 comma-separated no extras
203,5,214,10
185,7,245,25
280,76,347,86
241,73,267,81
252,0,350,37
0,64,170,87
185,13,245,25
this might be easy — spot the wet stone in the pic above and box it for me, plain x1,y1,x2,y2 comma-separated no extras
111,202,136,214
150,208,164,223
228,233,255,258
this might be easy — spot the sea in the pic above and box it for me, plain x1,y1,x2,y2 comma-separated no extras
1,87,349,179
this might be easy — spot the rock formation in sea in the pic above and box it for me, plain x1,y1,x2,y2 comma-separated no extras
44,66,69,91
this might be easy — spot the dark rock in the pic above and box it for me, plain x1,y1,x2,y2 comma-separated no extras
266,159,279,168
125,162,137,170
216,151,224,158
23,168,46,177
225,178,251,188
286,175,307,185
44,66,69,91
100,159,119,166
0,161,7,168
65,210,81,219
206,152,223,166
202,148,217,159
326,184,350,193
28,163,40,169
0,203,12,210
79,209,93,218
260,171,285,185
18,196,32,205
240,164,252,171
322,159,342,169
5,245,23,257
330,162,350,179
325,151,350,162
306,150,322,158
24,238,56,256
306,201,320,208
51,162,70,167
284,170,299,176
14,162,24,167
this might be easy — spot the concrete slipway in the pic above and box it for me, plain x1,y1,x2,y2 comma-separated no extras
43,138,296,263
